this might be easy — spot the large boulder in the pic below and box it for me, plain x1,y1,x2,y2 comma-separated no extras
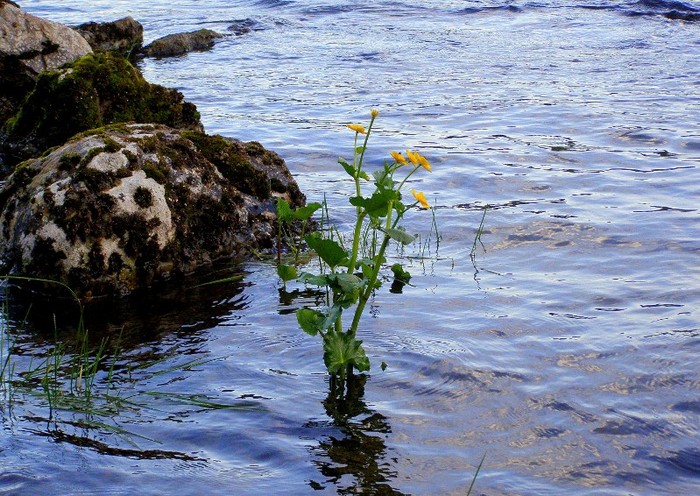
0,1,93,125
2,51,201,168
73,16,144,57
0,124,306,299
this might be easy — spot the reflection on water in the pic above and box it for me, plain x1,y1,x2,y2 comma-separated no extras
308,374,405,495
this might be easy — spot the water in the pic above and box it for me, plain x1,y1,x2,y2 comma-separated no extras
3,0,700,494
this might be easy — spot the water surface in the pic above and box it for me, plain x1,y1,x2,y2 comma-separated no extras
3,0,700,494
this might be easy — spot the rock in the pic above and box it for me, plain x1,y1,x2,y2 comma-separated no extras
73,16,144,57
227,19,260,36
142,29,223,58
0,1,93,125
2,51,202,168
0,124,306,299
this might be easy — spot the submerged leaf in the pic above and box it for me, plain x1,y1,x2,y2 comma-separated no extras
322,331,370,375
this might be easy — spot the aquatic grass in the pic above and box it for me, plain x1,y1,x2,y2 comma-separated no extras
143,391,266,411
470,205,488,258
0,276,261,448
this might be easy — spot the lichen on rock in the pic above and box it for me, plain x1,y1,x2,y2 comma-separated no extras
0,124,306,299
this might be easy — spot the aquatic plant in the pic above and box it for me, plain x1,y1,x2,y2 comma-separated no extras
277,110,434,384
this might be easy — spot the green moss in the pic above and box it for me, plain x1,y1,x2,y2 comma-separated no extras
58,152,82,171
73,166,113,191
3,52,201,162
26,237,67,280
142,160,167,184
139,135,159,153
102,136,122,153
181,131,270,200
133,186,153,208
52,188,117,243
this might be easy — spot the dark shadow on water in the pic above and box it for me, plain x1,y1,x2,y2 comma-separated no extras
1,262,251,351
307,374,406,495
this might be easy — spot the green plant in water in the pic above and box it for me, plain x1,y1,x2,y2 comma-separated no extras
277,109,434,383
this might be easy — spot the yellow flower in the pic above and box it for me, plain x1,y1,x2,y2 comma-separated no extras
406,149,420,165
346,123,366,134
410,189,431,209
417,154,432,172
390,151,407,165
370,109,379,118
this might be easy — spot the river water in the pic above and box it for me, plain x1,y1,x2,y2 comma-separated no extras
2,0,700,494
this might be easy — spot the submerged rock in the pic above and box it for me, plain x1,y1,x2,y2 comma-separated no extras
0,124,306,299
73,16,144,57
0,1,93,125
142,29,223,58
2,51,201,168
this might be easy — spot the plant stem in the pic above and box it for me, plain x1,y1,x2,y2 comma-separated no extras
348,201,394,339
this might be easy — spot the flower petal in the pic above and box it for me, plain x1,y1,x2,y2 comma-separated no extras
390,151,407,165
410,188,431,209
346,123,366,134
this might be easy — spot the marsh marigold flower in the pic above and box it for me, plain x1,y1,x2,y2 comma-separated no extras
417,154,431,172
390,151,407,165
406,149,431,171
370,109,379,118
410,189,431,209
406,149,420,165
347,123,366,134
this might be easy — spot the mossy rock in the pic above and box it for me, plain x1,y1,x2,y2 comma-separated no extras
0,124,306,299
3,52,201,165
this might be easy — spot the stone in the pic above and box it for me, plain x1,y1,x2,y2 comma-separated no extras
0,124,306,299
0,1,93,125
2,51,202,168
142,29,223,58
73,16,144,57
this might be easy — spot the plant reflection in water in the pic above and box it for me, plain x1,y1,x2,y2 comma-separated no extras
307,374,406,495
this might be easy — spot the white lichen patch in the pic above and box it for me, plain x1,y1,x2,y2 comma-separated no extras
46,178,71,206
87,151,129,173
18,221,87,271
106,171,175,248
99,238,129,271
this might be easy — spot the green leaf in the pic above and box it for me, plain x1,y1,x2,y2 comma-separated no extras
373,169,395,190
334,273,364,293
298,271,330,287
350,189,397,219
275,198,294,222
339,158,358,178
391,263,411,284
305,233,348,269
338,158,370,180
384,227,415,245
277,264,298,282
292,202,322,221
322,331,371,375
297,308,325,336
321,304,343,330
